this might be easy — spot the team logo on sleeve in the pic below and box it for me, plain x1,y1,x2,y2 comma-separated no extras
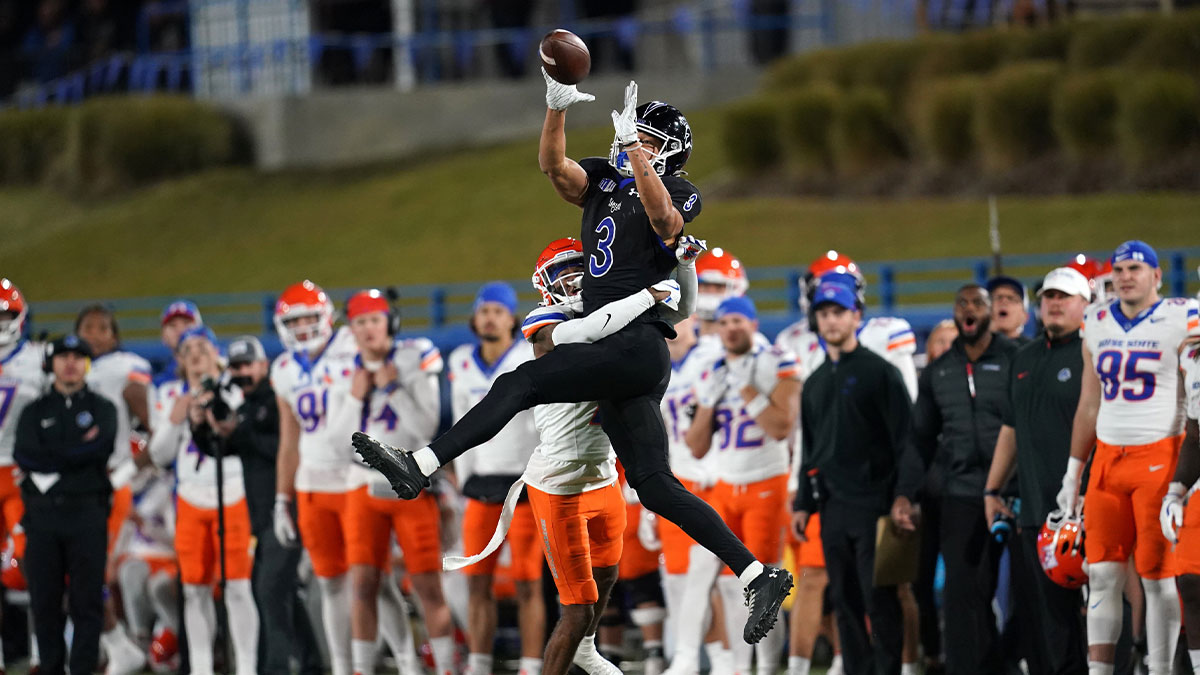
599,178,616,193
683,194,697,212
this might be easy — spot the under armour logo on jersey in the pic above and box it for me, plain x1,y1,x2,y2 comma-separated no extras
598,178,616,192
608,198,621,213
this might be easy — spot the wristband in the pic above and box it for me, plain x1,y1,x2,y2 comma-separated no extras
1065,456,1084,482
275,493,291,505
1168,481,1187,498
983,489,1001,498
743,394,770,419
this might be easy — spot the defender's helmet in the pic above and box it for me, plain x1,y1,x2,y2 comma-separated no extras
0,278,28,348
274,281,335,354
1037,510,1088,589
533,238,585,313
610,101,693,178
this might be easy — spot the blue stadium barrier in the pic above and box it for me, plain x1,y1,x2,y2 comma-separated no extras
25,247,1200,377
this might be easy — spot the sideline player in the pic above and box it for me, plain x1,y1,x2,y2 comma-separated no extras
1160,340,1200,673
271,280,360,675
687,297,799,675
445,234,700,675
1054,240,1200,675
75,304,154,674
447,282,545,675
333,289,453,675
0,280,47,671
149,327,258,675
354,78,793,642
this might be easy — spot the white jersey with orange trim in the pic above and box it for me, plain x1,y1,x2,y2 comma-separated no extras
447,340,536,484
335,337,444,489
271,327,360,493
148,379,245,509
1182,349,1199,422
518,303,616,496
706,344,799,485
775,317,918,400
0,340,48,466
1083,298,1200,446
88,349,153,478
663,336,722,485
125,470,177,560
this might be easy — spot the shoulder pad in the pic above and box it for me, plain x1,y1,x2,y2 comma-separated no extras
521,305,570,342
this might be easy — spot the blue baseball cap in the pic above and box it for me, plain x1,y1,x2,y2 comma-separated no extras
1111,240,1159,268
812,282,858,311
161,300,202,327
176,325,218,352
986,275,1029,310
714,296,757,321
474,282,518,314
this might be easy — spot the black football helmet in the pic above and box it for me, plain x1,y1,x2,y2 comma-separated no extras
609,101,693,177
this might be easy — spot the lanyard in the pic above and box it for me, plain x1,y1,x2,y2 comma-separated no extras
966,362,977,400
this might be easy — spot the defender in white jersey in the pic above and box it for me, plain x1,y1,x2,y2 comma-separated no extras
446,282,544,675
270,280,360,675
687,297,800,675
1054,241,1200,675
149,327,258,675
445,235,700,675
332,289,453,675
0,280,45,562
1160,344,1200,673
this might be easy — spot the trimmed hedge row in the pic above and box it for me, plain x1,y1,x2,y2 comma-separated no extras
0,96,241,192
737,11,1200,180
731,64,1200,176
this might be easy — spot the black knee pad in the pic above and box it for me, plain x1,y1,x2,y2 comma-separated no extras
626,570,664,608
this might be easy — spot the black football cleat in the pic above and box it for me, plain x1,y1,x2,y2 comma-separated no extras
351,431,429,499
742,565,794,644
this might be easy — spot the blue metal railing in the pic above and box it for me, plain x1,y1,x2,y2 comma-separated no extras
25,248,1200,368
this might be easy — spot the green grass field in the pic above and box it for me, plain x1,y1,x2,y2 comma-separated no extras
1,107,1196,301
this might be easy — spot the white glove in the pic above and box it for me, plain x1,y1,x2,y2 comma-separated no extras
675,235,707,268
543,67,595,111
274,495,299,547
1161,481,1186,544
651,279,681,312
726,352,758,394
637,509,661,551
611,80,638,147
696,365,728,410
1055,456,1085,517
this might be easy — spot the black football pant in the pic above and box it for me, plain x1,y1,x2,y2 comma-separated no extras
23,494,109,675
254,523,323,675
940,495,1002,675
1010,528,1086,675
819,500,902,675
430,321,757,575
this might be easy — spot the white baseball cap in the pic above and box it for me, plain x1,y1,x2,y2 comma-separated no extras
1038,267,1092,299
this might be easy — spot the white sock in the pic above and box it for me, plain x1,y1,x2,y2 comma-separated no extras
718,576,752,674
754,605,785,675
786,656,810,675
183,584,216,675
431,635,456,675
674,548,722,671
901,664,919,675
149,572,180,632
467,653,494,675
1143,576,1182,675
738,561,765,587
414,447,440,477
704,641,725,671
519,656,544,675
353,639,379,675
829,654,843,675
225,579,259,675
1189,649,1200,674
714,648,735,675
1088,662,1114,675
317,574,354,675
377,580,415,670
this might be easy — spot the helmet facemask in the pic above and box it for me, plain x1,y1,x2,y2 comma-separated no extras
609,122,685,178
275,309,333,354
0,309,25,348
535,257,585,314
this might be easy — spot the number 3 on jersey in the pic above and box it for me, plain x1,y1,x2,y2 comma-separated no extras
590,217,616,277
1097,349,1161,402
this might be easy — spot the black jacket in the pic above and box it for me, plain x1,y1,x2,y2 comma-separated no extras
898,333,1018,501
795,344,913,515
15,385,116,500
193,378,279,534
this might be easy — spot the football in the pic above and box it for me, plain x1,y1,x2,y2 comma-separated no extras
539,29,591,85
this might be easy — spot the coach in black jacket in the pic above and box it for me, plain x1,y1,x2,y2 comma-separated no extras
893,284,1018,675
15,335,116,675
793,282,912,675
